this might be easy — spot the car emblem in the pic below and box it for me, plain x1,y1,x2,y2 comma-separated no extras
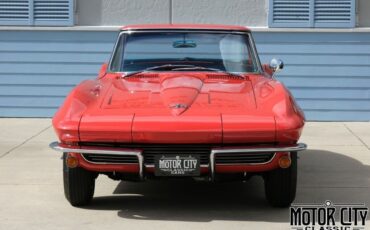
169,103,188,109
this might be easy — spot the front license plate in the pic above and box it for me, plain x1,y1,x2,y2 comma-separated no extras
154,154,200,176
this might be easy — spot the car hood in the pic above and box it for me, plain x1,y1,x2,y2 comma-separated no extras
101,73,256,114
78,73,278,144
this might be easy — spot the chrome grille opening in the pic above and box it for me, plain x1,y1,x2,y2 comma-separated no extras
215,152,275,164
82,154,139,164
78,143,281,166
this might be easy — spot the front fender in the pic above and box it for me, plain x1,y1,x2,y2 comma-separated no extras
273,84,305,144
52,80,102,144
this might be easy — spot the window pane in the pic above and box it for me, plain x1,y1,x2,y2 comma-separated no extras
113,32,258,73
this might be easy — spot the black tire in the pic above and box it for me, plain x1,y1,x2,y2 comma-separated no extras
264,152,297,207
63,153,96,206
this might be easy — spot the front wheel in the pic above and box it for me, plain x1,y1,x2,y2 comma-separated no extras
264,152,297,207
63,153,96,206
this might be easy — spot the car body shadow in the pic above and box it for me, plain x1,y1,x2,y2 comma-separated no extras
82,149,370,223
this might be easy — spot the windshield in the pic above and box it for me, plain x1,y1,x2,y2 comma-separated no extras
109,31,260,73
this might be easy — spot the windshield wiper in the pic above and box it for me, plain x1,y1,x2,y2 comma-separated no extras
122,64,201,78
171,66,245,79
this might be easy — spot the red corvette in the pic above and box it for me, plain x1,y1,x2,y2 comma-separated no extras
50,24,306,207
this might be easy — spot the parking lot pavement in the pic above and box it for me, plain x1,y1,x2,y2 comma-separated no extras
0,119,369,230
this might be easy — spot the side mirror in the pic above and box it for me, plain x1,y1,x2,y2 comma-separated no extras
98,63,108,79
269,58,284,73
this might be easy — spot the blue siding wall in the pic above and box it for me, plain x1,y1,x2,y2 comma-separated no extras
254,32,370,121
0,30,369,121
0,31,118,117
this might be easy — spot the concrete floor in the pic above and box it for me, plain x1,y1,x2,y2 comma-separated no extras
0,119,369,230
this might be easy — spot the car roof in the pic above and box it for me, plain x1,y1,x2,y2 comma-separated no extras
120,24,250,32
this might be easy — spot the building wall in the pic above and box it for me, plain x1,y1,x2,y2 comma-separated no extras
0,30,369,121
76,0,268,26
0,31,116,117
171,0,267,26
256,32,370,121
358,0,370,27
76,0,370,27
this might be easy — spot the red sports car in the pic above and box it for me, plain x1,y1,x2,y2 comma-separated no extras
50,24,306,207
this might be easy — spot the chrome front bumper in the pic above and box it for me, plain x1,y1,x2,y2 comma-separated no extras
49,142,307,180
49,142,144,179
210,143,307,180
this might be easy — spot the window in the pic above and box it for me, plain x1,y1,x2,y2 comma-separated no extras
110,31,259,73
0,0,74,26
269,0,356,28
